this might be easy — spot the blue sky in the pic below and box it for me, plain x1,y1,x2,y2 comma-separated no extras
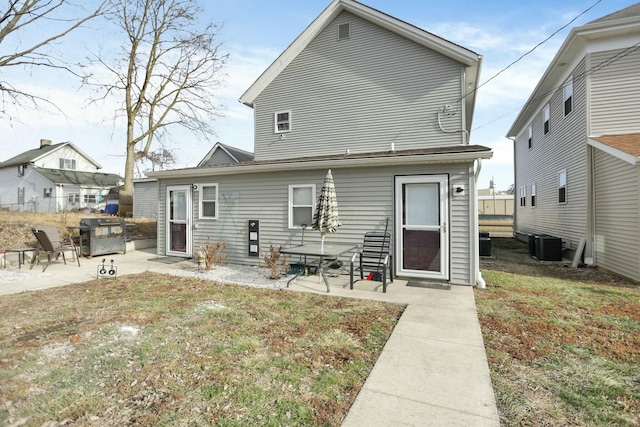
1,0,638,191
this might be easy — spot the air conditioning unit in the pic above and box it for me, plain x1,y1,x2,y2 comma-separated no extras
535,236,563,261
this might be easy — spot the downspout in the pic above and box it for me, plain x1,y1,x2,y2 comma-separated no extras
508,136,517,237
473,158,485,288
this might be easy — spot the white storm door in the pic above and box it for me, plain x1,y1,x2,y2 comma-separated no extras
166,185,192,257
395,175,449,280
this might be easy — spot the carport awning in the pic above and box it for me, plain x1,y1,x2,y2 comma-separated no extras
589,134,640,166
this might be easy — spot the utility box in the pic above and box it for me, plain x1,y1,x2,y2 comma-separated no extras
479,232,491,257
536,235,562,261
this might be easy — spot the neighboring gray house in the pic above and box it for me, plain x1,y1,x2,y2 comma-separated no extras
197,142,255,167
507,3,640,282
0,139,123,213
149,0,492,286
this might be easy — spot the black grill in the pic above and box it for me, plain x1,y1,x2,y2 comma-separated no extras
79,218,127,257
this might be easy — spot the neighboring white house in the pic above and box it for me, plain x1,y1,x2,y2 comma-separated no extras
0,139,123,213
507,3,640,282
148,0,492,286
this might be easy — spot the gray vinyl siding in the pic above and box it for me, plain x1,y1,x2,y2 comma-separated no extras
590,48,640,136
157,162,475,285
201,150,236,166
514,59,589,251
594,150,640,282
253,11,465,161
133,180,159,219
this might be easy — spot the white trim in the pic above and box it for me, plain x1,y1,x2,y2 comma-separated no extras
558,169,568,204
198,183,218,220
288,184,315,229
530,183,537,207
274,110,292,133
166,185,193,257
588,137,640,165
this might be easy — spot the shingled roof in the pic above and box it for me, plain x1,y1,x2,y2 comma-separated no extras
34,167,123,187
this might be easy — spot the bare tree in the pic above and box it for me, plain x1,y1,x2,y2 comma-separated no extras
134,146,176,178
93,0,228,209
0,0,105,115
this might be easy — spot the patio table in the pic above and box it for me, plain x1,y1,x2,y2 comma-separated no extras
5,248,37,269
281,242,357,292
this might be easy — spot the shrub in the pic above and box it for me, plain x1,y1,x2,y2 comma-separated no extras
260,244,289,279
200,237,227,271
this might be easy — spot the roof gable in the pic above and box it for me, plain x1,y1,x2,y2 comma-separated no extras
239,0,482,129
197,142,255,167
0,141,102,169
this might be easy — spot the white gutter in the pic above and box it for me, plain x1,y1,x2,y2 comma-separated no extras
473,158,485,288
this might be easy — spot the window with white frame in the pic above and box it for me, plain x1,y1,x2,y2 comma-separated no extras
543,104,550,134
519,186,527,207
558,170,567,203
18,164,25,176
68,193,80,204
59,158,77,170
338,22,351,39
564,76,573,116
289,184,314,228
84,194,97,203
274,111,291,133
199,184,218,219
531,183,537,207
43,187,52,198
528,125,533,149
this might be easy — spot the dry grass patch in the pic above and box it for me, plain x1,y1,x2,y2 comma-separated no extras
477,238,640,426
0,272,404,426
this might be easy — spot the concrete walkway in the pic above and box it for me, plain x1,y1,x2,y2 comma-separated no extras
0,248,500,426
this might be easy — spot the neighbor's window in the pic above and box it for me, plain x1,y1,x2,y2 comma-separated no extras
528,125,533,149
199,184,218,219
43,187,52,198
564,76,573,116
18,164,25,176
274,110,291,133
559,171,567,203
531,183,537,207
543,104,550,134
519,186,527,207
59,158,77,170
289,184,315,228
18,187,25,204
338,22,351,39
68,193,80,204
84,194,97,203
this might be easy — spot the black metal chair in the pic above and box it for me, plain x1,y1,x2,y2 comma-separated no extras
350,231,393,292
31,226,80,272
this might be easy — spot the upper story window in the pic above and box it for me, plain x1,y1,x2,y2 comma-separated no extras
59,158,77,170
519,186,527,207
559,170,567,204
564,76,573,116
531,183,537,207
289,184,315,228
543,104,550,135
338,22,351,40
199,184,218,219
18,164,25,176
527,125,533,149
274,111,291,133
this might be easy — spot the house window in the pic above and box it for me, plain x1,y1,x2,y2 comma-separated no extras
564,76,573,116
59,158,77,170
84,194,97,203
68,193,80,204
43,188,52,198
18,187,25,204
528,125,533,149
559,171,567,203
519,186,526,207
199,184,218,219
531,183,536,207
274,111,291,133
338,22,351,39
18,164,25,176
289,184,315,228
543,104,550,134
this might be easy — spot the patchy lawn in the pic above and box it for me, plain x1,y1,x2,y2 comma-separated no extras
0,272,404,426
477,238,640,426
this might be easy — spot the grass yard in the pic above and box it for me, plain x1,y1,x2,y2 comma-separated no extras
476,239,640,426
0,272,405,426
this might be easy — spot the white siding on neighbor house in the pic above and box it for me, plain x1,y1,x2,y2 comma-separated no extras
32,145,99,172
252,11,465,161
590,48,640,136
0,166,58,212
133,180,159,219
157,162,475,284
594,149,640,282
514,59,589,251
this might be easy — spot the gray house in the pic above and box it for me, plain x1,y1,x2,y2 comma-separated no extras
149,0,492,286
507,3,640,282
0,139,123,213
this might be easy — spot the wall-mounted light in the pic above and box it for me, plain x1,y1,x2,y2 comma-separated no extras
280,134,286,140
191,184,198,190
454,185,465,195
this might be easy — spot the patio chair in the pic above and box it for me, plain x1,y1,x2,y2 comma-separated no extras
350,231,393,292
30,226,80,272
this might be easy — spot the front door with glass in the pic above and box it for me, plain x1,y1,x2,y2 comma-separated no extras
166,185,192,257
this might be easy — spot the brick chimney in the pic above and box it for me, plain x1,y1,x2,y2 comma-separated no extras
40,138,52,148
